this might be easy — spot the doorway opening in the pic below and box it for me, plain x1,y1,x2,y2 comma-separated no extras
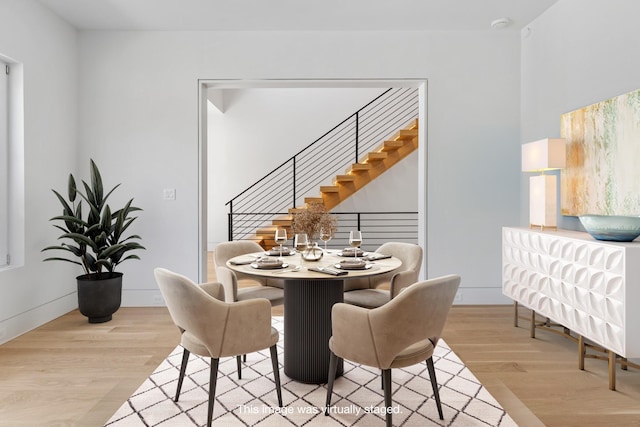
198,79,428,283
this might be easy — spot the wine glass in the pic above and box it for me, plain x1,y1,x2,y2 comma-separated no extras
320,227,332,253
274,228,287,260
294,233,308,254
348,230,363,261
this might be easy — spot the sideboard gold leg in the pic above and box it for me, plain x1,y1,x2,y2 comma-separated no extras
530,310,536,338
609,350,616,391
514,301,519,327
578,335,585,370
621,357,628,371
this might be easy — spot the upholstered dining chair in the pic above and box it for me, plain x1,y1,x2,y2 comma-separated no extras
325,274,461,426
214,240,285,306
154,268,283,427
343,242,423,308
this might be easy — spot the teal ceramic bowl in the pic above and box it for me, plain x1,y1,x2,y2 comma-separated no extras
579,215,640,242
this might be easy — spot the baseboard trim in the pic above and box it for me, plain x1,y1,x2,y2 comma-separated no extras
0,292,77,344
454,286,512,305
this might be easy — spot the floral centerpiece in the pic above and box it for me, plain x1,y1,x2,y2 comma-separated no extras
292,202,337,244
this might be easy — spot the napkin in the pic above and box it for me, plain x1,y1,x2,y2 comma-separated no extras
229,257,255,265
337,259,368,270
309,267,348,276
252,258,284,269
339,247,365,257
364,253,392,261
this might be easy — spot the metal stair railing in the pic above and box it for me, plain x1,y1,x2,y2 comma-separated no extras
226,87,419,242
227,211,418,251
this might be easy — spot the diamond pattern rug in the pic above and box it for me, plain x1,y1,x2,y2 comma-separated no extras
106,317,516,426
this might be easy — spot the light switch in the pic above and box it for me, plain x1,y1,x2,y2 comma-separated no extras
163,188,176,200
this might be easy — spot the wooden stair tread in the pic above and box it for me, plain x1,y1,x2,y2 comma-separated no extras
349,163,372,172
320,185,340,193
335,175,356,183
288,207,307,214
366,152,388,161
272,218,292,226
256,226,278,234
381,140,405,151
304,197,324,204
396,129,418,140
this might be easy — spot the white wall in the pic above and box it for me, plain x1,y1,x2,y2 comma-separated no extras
424,33,520,304
75,30,521,306
6,0,640,341
521,0,640,230
207,87,387,247
0,0,78,343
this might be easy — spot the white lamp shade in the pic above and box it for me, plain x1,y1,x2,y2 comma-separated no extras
522,138,566,172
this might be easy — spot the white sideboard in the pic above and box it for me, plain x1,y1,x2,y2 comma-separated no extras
502,227,640,358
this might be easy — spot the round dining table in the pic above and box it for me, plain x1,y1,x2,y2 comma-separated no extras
226,249,402,384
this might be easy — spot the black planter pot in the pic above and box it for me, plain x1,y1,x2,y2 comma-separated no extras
77,272,123,323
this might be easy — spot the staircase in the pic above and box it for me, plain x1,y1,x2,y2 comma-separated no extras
225,87,419,248
252,118,419,249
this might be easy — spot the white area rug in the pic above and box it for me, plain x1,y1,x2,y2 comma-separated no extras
106,317,516,426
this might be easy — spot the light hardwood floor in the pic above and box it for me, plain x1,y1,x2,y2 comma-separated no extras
1,261,640,426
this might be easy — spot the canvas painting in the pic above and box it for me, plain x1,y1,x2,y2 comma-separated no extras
560,88,640,216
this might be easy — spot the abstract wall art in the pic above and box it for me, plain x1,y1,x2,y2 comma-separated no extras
561,88,640,216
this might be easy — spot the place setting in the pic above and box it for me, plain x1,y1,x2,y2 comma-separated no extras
307,265,349,276
250,257,289,270
335,230,366,258
334,258,372,270
263,247,295,256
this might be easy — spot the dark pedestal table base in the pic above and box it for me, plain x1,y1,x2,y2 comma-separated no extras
284,278,344,383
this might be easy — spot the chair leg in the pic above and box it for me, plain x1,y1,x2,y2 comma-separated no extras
269,345,283,407
175,348,190,402
243,354,247,362
382,369,392,427
236,355,242,380
324,351,339,415
208,358,219,427
426,357,444,420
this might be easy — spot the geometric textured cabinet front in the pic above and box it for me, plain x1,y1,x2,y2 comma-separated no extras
502,227,640,357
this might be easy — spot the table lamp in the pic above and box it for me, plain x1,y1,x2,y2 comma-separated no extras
521,138,566,230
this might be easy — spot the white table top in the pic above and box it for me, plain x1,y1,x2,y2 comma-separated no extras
226,250,402,280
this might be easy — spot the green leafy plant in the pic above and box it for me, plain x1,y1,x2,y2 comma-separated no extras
42,159,145,279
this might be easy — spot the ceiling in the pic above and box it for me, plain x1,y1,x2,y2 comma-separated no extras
37,0,558,32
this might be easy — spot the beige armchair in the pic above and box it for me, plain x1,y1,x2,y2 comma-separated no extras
154,268,282,427
325,274,461,426
343,242,423,308
214,240,285,306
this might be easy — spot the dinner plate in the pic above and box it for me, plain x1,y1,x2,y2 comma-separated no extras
251,262,289,270
334,263,372,270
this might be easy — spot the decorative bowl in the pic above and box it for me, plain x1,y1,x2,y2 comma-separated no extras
578,214,640,242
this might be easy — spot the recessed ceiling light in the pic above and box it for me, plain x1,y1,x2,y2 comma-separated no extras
491,17,511,30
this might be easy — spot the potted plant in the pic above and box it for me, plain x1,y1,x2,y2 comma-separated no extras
42,159,145,323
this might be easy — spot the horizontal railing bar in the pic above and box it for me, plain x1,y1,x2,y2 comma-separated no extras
229,211,418,246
